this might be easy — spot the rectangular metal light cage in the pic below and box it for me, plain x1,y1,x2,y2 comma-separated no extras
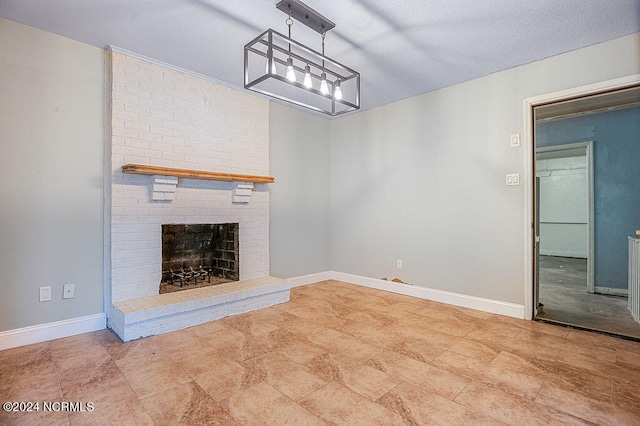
244,29,360,116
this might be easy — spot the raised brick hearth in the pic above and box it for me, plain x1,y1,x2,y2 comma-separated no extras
110,276,289,341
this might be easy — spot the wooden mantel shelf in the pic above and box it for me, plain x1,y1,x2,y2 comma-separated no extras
121,164,275,184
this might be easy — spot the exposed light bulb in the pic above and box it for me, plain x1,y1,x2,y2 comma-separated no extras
303,65,312,88
286,58,296,82
334,80,342,100
266,58,276,74
319,72,329,95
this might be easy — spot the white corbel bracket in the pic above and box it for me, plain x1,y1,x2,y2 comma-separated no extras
152,175,178,201
233,182,253,204
149,175,254,203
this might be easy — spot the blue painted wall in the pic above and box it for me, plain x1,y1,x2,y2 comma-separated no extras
536,105,640,290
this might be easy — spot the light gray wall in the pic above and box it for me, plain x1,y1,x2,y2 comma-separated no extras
537,105,640,290
0,18,104,331
329,33,640,304
269,102,331,278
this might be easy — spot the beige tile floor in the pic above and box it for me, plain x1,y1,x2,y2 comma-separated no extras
1,280,639,425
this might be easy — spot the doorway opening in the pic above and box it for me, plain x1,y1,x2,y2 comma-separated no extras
524,77,640,339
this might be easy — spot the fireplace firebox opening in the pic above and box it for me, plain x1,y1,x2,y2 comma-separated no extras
160,223,239,294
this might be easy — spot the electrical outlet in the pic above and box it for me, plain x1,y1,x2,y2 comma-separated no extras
63,283,75,299
397,259,403,270
39,286,52,302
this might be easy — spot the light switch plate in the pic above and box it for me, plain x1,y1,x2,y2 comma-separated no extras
510,134,521,147
506,173,520,186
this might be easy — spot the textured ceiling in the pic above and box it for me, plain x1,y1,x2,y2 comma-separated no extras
1,0,639,116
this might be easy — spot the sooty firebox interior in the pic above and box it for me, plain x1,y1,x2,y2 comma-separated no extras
160,223,239,294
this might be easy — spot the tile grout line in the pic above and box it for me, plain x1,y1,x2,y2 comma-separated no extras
49,342,72,426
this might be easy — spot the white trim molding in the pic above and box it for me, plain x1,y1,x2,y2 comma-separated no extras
332,272,525,319
286,271,334,288
103,49,113,328
0,314,106,351
287,271,526,319
594,286,628,297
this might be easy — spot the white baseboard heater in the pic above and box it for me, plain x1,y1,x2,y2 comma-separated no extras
629,237,640,323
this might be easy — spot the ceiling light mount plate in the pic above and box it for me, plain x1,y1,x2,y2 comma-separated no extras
276,0,335,34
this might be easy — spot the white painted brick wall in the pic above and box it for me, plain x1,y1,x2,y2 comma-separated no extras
110,52,270,302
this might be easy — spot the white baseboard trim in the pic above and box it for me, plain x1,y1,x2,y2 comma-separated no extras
594,286,628,297
287,270,526,319
0,314,106,351
285,271,334,288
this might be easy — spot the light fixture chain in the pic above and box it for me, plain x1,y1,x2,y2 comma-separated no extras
286,9,293,53
321,31,326,71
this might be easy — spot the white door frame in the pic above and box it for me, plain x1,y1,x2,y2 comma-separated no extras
522,74,640,320
535,141,594,293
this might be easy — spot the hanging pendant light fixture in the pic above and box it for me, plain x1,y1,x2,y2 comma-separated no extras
285,15,296,82
286,57,297,82
244,0,360,116
267,61,277,74
319,74,329,95
334,79,342,100
303,65,313,88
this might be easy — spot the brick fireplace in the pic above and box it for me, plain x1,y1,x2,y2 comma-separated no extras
109,51,271,303
108,51,287,341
